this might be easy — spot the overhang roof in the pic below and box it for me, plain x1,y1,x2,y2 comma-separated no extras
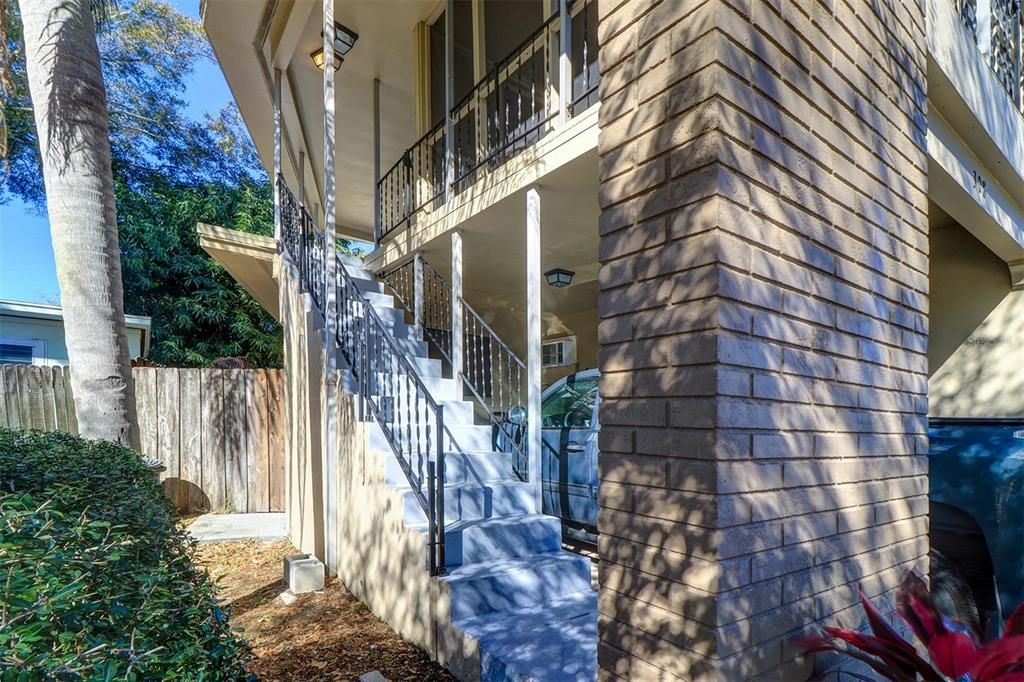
197,223,279,320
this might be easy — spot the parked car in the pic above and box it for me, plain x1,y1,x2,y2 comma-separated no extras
501,371,1024,636
928,418,1024,637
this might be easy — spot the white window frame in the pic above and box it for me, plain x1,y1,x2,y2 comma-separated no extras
0,336,47,366
541,335,576,368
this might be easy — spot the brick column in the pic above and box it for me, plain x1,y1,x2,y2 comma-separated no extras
595,0,928,679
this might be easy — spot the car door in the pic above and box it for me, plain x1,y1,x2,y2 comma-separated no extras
540,372,599,529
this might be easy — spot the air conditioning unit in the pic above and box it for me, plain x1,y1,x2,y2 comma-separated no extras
542,336,576,368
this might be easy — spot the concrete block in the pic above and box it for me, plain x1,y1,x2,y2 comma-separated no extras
358,672,388,682
284,553,325,593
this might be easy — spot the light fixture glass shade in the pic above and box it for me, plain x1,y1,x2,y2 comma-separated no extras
311,48,342,72
320,22,359,56
544,268,575,288
332,22,359,55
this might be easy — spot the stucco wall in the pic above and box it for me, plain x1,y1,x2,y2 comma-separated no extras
279,260,325,559
929,223,1024,417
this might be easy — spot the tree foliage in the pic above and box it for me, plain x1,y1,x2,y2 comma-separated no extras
2,0,291,367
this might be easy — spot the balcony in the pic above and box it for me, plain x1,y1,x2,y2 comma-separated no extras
950,0,1023,109
376,0,599,245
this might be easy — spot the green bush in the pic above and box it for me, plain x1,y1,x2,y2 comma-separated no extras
0,430,254,681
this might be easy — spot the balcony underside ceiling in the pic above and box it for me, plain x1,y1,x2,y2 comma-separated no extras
411,149,601,358
203,0,434,243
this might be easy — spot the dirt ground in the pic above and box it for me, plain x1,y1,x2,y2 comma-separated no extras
194,540,452,681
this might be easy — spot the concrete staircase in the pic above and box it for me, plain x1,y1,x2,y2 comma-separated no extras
338,255,597,682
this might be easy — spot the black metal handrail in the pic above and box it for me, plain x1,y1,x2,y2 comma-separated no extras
378,122,446,240
379,257,531,481
280,177,453,575
334,260,458,575
279,175,325,310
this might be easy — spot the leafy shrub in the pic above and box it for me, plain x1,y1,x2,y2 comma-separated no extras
0,430,254,680
796,571,1024,681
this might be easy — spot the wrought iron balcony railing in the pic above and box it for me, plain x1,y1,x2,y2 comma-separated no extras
953,0,1023,109
377,0,599,244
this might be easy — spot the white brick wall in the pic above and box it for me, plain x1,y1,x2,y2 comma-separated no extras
595,0,929,677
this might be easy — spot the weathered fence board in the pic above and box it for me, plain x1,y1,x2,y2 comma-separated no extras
268,369,285,512
0,365,285,514
201,370,226,510
224,369,248,514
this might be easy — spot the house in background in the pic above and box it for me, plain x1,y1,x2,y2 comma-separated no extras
200,0,1024,679
0,299,151,366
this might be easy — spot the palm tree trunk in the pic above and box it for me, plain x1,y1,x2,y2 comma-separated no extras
18,0,139,449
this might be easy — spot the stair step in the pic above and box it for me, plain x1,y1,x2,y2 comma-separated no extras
455,590,598,682
443,552,593,621
434,514,563,567
403,480,535,525
386,448,515,486
351,276,384,295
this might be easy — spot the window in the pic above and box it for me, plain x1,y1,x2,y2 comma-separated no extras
541,376,598,429
541,337,576,368
428,1,474,127
0,336,45,365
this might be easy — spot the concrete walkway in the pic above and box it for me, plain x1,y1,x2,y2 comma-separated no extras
187,512,287,543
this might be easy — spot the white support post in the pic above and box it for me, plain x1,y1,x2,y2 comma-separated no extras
451,231,464,383
444,0,455,201
558,0,571,126
321,0,338,572
373,78,382,248
273,68,282,251
298,149,306,206
414,253,425,338
526,188,542,514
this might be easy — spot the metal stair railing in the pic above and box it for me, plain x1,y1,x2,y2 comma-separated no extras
279,178,454,575
336,257,464,576
380,258,531,482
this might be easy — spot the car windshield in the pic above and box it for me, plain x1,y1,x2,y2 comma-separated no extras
542,376,598,429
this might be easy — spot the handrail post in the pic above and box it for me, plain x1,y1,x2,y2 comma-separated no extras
558,0,571,125
451,231,464,384
414,253,425,339
435,404,446,573
427,460,437,576
360,300,368,421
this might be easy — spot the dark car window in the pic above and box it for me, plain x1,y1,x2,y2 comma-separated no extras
542,377,598,429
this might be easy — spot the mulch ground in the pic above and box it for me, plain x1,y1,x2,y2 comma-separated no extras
194,540,453,681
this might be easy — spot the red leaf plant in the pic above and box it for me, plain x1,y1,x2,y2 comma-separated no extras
795,572,1024,681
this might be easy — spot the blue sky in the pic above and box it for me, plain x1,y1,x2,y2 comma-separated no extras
0,0,233,305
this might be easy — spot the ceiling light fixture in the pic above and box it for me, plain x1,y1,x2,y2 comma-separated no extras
544,268,575,288
311,47,342,72
325,21,359,56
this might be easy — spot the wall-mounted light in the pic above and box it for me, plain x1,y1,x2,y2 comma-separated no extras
544,268,574,288
311,47,342,72
324,21,359,56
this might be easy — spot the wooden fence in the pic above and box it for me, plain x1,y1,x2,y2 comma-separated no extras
0,365,285,514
